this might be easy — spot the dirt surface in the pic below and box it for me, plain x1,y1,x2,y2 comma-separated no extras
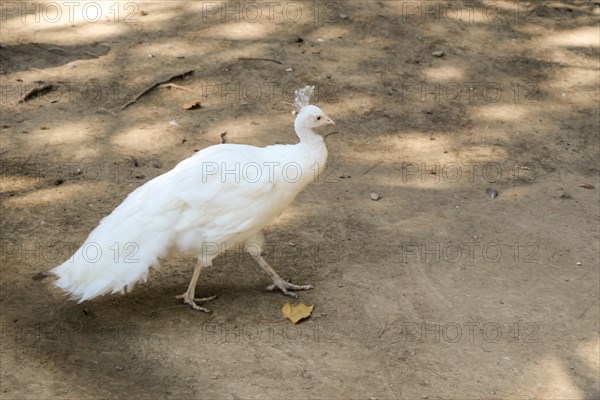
1,1,599,399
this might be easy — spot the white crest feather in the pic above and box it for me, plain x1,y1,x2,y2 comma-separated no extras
294,85,315,109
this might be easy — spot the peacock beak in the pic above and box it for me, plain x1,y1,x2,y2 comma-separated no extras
324,118,335,126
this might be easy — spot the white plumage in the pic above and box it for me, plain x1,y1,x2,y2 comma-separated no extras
51,86,334,312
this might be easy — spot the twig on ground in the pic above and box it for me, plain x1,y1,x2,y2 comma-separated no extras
362,161,382,176
121,70,194,110
18,83,54,104
378,318,391,338
159,83,194,92
577,298,600,320
238,57,283,64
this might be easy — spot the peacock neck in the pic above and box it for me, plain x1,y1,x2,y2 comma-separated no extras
293,124,328,180
294,118,319,142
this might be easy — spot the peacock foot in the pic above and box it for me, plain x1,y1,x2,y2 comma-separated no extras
266,279,313,299
176,293,217,313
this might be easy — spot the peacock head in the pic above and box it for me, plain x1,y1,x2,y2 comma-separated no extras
294,86,335,129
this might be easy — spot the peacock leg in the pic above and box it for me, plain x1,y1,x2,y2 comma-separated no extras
244,231,312,298
176,259,216,312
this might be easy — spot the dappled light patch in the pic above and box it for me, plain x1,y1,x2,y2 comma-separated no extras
22,120,98,147
200,21,276,40
422,65,468,82
514,356,585,399
3,180,107,207
111,125,182,154
542,26,600,48
472,103,530,121
576,338,600,371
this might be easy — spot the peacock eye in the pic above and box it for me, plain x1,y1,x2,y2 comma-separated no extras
317,116,321,120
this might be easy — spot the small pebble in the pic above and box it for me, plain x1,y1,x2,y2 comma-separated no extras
486,188,498,199
169,120,178,126
285,67,293,72
339,13,349,19
370,192,381,201
576,261,582,266
431,51,444,57
115,366,124,371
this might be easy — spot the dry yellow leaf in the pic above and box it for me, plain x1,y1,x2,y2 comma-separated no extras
281,302,314,324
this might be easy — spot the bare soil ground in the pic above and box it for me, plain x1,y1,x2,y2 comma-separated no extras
1,1,599,399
